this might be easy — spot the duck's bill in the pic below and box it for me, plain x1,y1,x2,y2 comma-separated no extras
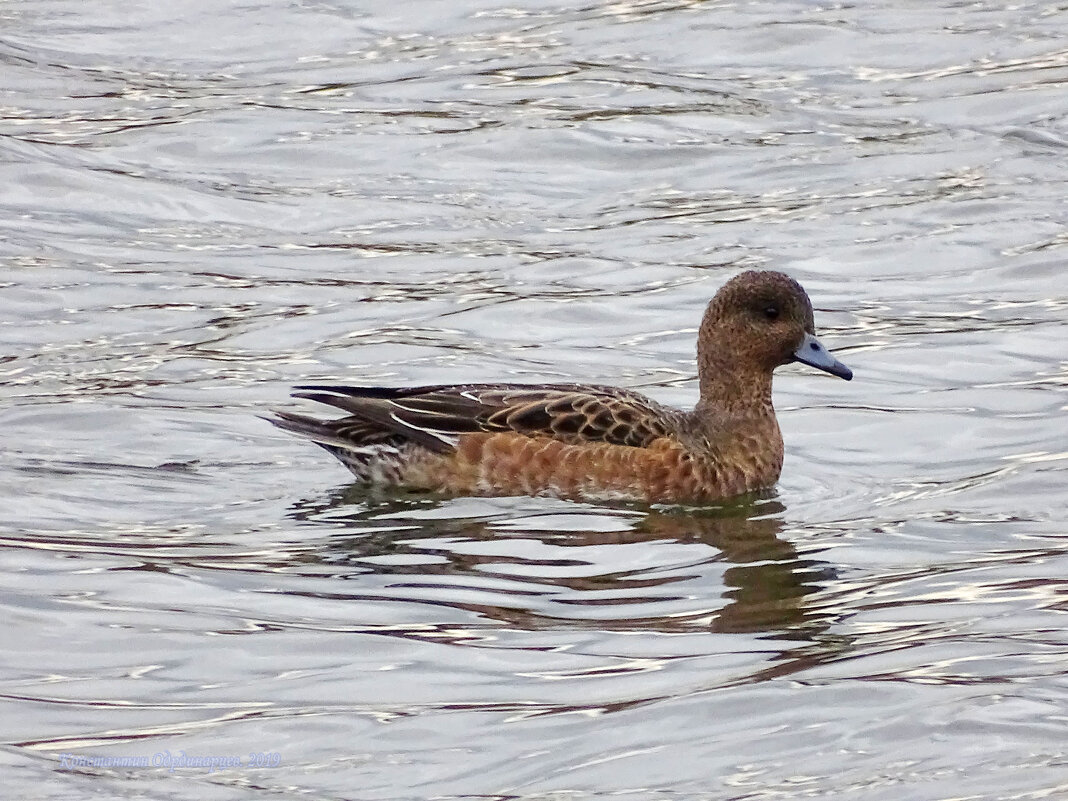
793,333,853,380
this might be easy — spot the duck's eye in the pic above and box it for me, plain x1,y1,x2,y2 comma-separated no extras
763,305,780,321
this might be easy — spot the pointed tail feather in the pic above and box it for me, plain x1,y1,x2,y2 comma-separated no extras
263,411,368,452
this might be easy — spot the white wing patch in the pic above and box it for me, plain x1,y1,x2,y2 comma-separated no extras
387,409,460,448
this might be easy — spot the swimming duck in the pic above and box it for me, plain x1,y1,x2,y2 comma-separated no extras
270,270,852,503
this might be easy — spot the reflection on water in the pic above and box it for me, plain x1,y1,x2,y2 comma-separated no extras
286,492,836,638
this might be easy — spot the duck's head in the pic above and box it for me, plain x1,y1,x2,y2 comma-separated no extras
698,270,852,386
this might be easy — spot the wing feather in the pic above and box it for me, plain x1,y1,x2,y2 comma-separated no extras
282,383,678,452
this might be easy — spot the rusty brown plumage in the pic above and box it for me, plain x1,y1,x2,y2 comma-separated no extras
269,270,852,503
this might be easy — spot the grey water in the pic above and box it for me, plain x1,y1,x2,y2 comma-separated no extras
2,1,1067,799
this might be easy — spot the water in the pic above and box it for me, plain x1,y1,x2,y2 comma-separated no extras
2,1,1067,798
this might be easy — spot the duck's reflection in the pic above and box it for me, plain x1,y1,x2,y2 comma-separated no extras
283,488,838,641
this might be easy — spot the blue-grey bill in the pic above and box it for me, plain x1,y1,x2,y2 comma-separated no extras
793,333,853,380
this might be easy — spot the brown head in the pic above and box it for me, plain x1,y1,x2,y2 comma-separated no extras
696,270,851,410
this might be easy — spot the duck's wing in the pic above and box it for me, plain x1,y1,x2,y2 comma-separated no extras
273,383,679,454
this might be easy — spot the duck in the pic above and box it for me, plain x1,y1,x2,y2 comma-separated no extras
269,270,852,503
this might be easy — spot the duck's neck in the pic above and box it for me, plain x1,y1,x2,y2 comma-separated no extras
696,350,776,422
